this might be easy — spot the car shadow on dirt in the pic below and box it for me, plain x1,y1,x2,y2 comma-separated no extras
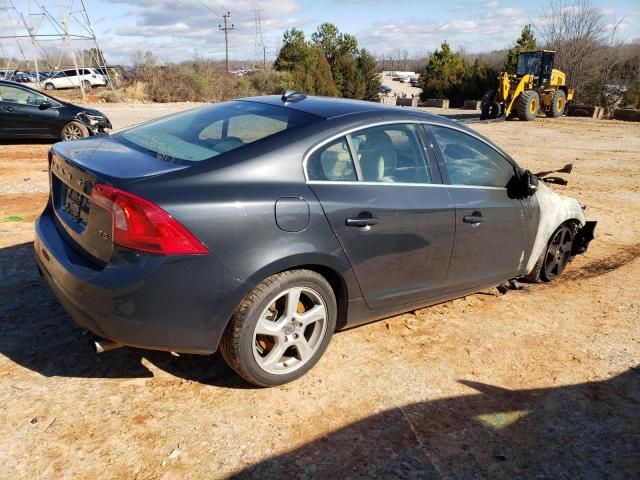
0,241,250,388
232,368,639,479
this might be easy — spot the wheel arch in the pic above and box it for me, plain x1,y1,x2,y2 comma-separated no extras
242,254,357,332
524,183,586,275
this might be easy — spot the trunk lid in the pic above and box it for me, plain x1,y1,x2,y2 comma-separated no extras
49,137,187,264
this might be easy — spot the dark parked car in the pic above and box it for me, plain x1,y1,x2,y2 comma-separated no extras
35,93,595,386
0,80,111,140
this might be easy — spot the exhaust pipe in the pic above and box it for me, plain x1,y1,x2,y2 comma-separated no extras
93,338,123,354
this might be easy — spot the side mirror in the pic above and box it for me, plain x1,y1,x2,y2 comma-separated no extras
39,101,52,110
508,169,539,199
526,171,539,195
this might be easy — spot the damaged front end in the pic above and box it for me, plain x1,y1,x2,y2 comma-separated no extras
76,111,112,135
573,220,597,255
533,163,597,256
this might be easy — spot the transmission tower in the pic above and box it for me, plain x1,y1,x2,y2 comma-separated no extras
253,4,266,69
0,0,112,98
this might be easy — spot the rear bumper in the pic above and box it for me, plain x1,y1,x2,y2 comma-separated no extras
35,208,250,354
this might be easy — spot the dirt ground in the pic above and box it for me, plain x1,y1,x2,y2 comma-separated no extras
0,104,638,479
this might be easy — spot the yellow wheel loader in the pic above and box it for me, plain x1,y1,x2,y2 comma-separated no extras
480,50,574,121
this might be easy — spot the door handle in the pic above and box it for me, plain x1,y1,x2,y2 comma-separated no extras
3,106,14,112
345,214,379,228
463,212,485,224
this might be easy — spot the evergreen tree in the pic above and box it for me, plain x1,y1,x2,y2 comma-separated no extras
419,41,469,105
465,59,498,100
333,54,365,98
505,25,537,73
276,23,378,100
357,48,381,100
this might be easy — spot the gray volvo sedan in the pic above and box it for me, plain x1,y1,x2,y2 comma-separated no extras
35,93,595,386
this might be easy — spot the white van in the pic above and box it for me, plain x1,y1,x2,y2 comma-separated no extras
43,68,106,90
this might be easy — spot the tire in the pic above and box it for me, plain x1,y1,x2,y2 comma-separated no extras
61,121,89,141
481,101,501,120
82,80,92,90
480,89,496,105
516,90,540,121
526,223,575,283
220,270,337,387
479,89,497,120
44,82,54,90
546,90,566,118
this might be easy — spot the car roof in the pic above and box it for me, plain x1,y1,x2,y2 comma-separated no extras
238,94,444,122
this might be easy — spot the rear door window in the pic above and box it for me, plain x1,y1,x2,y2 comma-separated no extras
351,123,432,184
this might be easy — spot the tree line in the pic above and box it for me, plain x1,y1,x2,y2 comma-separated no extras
275,23,380,100
418,1,639,110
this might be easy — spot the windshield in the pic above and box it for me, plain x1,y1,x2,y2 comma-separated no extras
516,52,543,76
117,101,321,164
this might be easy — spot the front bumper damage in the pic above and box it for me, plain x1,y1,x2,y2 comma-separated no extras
573,220,597,255
76,111,112,135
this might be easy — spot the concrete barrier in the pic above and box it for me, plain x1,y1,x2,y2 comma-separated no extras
464,100,481,110
371,96,396,105
396,96,418,107
613,109,640,122
422,98,449,108
567,105,604,119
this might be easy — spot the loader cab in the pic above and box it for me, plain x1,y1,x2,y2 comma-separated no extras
516,50,555,88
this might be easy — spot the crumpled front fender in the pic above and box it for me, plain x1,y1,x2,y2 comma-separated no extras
525,183,590,274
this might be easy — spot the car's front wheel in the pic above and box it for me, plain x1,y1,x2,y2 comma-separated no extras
526,223,575,282
44,82,55,90
220,270,336,386
61,121,89,141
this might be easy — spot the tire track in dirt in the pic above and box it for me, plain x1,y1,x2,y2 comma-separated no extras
564,243,640,281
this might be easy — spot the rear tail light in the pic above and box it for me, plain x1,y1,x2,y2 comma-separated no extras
91,184,208,255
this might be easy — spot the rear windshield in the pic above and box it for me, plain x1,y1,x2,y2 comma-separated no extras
117,100,321,164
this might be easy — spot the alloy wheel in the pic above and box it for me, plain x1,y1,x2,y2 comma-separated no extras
62,123,83,140
252,286,328,375
543,225,573,280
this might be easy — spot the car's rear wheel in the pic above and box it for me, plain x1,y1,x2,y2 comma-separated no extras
82,80,92,90
220,270,336,387
526,224,575,282
61,121,89,141
44,82,54,90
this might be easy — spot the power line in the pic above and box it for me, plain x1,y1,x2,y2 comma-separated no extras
193,0,222,19
219,11,233,72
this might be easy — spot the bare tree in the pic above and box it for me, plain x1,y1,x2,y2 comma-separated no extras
537,0,606,93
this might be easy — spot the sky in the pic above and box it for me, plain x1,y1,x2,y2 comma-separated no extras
5,0,640,65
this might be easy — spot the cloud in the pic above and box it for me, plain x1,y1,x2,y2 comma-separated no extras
356,7,529,56
100,0,306,63
483,1,499,8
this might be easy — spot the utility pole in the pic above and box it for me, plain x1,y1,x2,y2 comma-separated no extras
219,12,234,73
263,45,266,70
